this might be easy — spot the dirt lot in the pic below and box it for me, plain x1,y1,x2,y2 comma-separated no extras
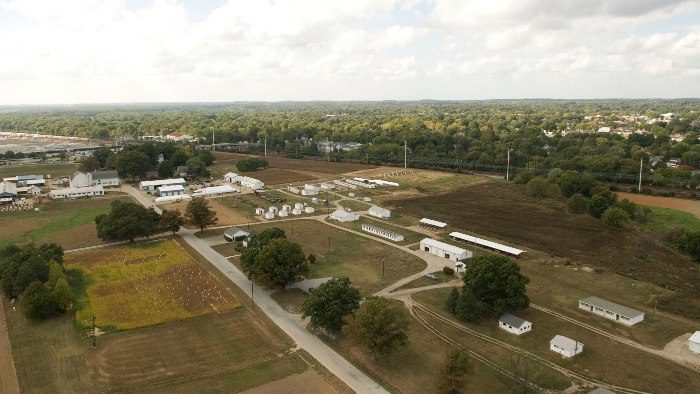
618,192,700,218
391,182,700,319
239,370,338,394
214,152,377,175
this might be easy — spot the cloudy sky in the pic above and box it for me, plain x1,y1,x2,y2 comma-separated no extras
1,0,699,104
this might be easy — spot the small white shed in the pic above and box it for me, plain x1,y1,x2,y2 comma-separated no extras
689,331,700,354
330,208,360,222
282,204,291,211
278,210,288,218
294,203,304,210
304,206,315,213
549,335,583,358
499,314,532,335
268,206,278,213
368,205,391,218
292,208,302,215
255,207,265,215
264,211,275,220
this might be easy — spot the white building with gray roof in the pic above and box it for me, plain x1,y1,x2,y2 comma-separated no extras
498,314,532,335
549,335,583,358
578,296,645,326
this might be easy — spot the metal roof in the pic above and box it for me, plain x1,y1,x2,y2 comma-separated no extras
689,331,700,344
91,170,118,180
224,227,249,237
579,296,644,319
369,205,390,214
156,185,184,192
419,218,447,228
499,314,530,328
550,335,582,351
140,178,186,187
450,231,524,256
420,238,468,255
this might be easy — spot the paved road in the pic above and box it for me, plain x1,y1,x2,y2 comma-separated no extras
0,300,20,394
122,185,388,393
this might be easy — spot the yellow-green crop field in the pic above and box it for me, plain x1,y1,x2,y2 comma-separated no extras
65,238,241,331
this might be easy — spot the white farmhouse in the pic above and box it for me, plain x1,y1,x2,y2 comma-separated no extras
689,331,700,354
419,238,472,262
498,314,532,335
368,205,391,218
549,335,583,358
329,208,359,222
578,296,644,326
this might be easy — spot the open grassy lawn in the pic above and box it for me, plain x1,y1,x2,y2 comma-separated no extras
396,270,458,290
0,162,78,179
0,194,131,249
326,215,426,245
3,297,333,393
390,181,700,319
324,299,513,394
165,197,258,227
65,238,241,332
645,206,700,233
414,288,700,394
234,220,425,294
337,199,371,212
271,288,308,314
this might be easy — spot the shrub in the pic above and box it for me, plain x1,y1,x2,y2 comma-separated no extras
442,266,455,276
236,157,268,172
588,193,613,219
602,207,630,228
567,193,589,214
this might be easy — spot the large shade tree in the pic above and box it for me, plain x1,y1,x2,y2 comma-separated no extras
462,255,529,315
95,200,160,242
301,277,362,333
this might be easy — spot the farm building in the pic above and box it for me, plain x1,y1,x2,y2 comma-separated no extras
578,296,645,326
282,204,291,211
224,227,250,242
139,178,186,192
498,314,532,335
264,211,275,219
0,182,19,204
156,184,185,197
420,218,447,229
175,165,188,177
255,207,265,215
368,205,391,218
449,231,524,258
239,176,265,190
362,197,371,202
419,238,472,262
70,170,119,188
288,186,300,194
302,184,319,196
332,180,356,189
362,224,404,242
192,184,239,197
224,172,240,183
292,208,302,215
278,210,288,217
320,182,335,190
369,179,399,187
346,179,375,188
455,262,466,275
304,206,315,213
154,194,191,204
269,206,278,213
549,335,583,358
3,174,43,184
330,208,360,222
50,186,105,199
688,331,700,354
294,203,304,210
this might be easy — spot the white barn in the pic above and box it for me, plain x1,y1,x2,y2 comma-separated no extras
419,238,472,262
264,211,275,219
240,176,264,190
368,205,391,218
362,224,404,242
498,314,532,335
255,207,265,215
192,184,239,197
304,206,315,213
578,296,645,326
156,184,185,197
302,184,319,196
70,170,120,188
688,331,700,354
139,178,186,192
330,208,359,222
550,335,583,358
50,186,105,199
224,172,240,183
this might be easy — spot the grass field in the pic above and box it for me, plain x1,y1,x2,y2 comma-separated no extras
0,195,131,249
65,238,241,331
337,199,371,212
325,216,426,245
396,270,457,290
214,152,376,175
166,197,258,227
390,181,700,319
224,220,425,294
3,297,337,393
645,206,700,233
414,288,700,394
0,162,78,179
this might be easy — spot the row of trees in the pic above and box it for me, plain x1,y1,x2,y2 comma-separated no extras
0,243,71,319
235,157,268,172
95,198,218,243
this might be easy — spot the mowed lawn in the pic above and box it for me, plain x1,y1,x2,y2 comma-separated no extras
645,205,700,233
0,195,131,249
4,299,329,394
324,215,426,245
65,239,241,331
224,219,426,294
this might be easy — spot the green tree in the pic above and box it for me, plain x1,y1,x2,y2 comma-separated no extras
116,150,150,181
455,289,482,322
93,147,113,168
588,193,613,219
436,349,471,394
186,157,210,178
159,209,185,234
37,243,64,265
21,281,55,319
602,207,630,227
236,157,268,172
252,238,308,288
526,176,549,197
50,276,72,312
171,150,188,167
344,296,409,358
78,155,101,172
566,193,589,214
198,149,214,165
240,228,286,274
157,159,174,178
444,287,459,315
184,198,218,235
95,200,160,242
463,255,529,316
557,171,596,197
301,277,362,333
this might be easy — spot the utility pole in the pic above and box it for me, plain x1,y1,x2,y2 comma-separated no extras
638,156,643,193
327,137,330,162
251,283,255,312
264,136,267,157
404,140,407,168
212,131,215,152
506,148,513,181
